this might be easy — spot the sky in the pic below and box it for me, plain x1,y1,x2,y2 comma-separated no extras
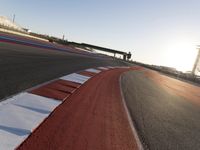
1,0,200,72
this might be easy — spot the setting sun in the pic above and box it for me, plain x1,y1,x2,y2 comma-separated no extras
164,37,198,72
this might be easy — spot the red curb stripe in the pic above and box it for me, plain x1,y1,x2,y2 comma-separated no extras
29,79,82,101
30,87,70,101
57,79,81,88
78,71,97,77
43,81,76,94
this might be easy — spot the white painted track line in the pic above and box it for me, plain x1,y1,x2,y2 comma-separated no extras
85,68,101,73
60,73,90,84
0,93,61,150
119,76,143,150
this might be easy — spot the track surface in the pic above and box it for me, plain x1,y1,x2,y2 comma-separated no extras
17,68,138,150
121,69,200,150
4,32,200,149
0,41,126,101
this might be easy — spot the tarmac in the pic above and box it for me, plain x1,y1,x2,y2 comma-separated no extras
0,41,126,101
121,69,200,150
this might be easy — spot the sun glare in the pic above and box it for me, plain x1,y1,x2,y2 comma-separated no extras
164,38,198,72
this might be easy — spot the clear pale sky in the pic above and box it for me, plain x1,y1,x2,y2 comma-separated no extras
1,0,200,72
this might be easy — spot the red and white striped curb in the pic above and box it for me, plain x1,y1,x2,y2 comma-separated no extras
0,66,128,150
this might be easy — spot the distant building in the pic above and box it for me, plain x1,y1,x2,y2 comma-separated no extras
0,16,25,32
23,28,31,33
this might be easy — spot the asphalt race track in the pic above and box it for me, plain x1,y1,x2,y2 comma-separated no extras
0,42,127,101
2,32,200,150
121,69,200,150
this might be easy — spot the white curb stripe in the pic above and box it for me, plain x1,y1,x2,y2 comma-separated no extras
85,68,101,73
107,66,115,69
60,73,90,84
98,67,108,70
0,93,61,150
